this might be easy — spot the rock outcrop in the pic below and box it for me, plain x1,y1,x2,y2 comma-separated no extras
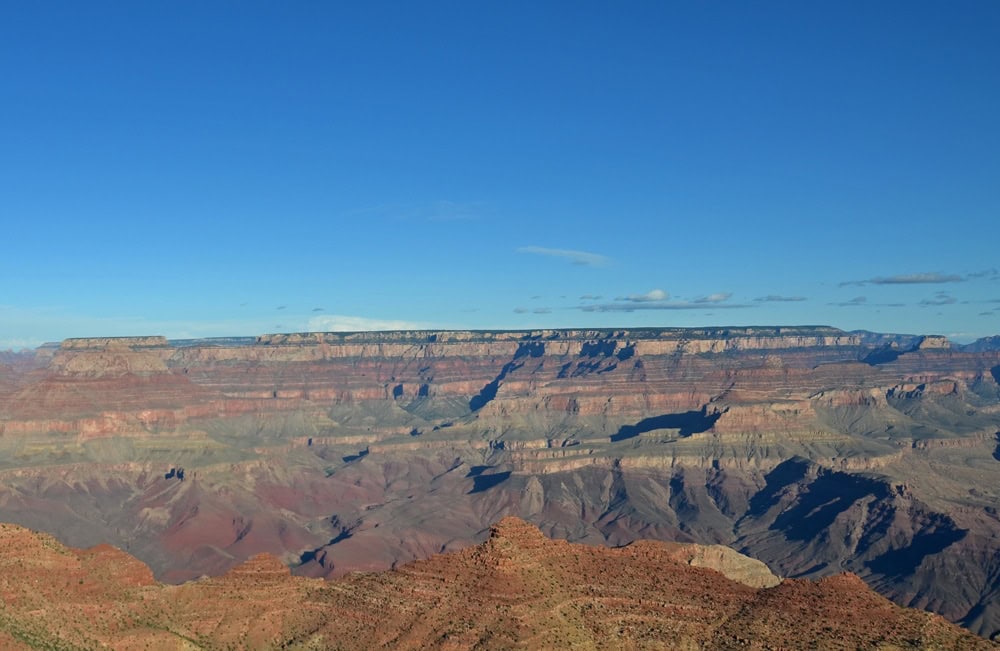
0,519,991,650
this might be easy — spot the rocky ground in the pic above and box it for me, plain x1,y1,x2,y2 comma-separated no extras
0,518,991,650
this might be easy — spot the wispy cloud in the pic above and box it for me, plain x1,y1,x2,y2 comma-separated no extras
919,292,957,307
754,295,807,303
533,307,552,314
840,272,963,287
827,297,906,308
617,289,669,303
306,315,431,332
516,246,610,267
513,307,528,314
968,268,1000,280
579,294,603,300
580,301,750,312
586,288,745,311
694,292,732,304
829,296,868,307
425,200,484,222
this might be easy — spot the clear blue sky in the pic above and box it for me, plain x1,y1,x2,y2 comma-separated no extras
2,2,998,348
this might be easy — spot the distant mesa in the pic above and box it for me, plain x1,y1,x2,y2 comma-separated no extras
60,335,170,350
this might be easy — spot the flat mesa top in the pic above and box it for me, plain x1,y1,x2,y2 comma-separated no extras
59,325,864,350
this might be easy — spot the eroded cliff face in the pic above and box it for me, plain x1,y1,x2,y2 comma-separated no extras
1,327,1000,637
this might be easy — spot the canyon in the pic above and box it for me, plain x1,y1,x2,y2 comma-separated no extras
1,327,999,639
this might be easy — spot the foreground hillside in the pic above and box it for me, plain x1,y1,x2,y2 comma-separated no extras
0,518,990,650
0,327,999,637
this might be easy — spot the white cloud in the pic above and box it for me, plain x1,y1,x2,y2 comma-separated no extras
585,289,750,312
694,292,732,304
306,314,431,332
754,295,807,302
516,246,610,267
619,289,669,303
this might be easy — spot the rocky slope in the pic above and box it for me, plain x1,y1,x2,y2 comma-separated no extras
1,327,999,637
0,518,990,650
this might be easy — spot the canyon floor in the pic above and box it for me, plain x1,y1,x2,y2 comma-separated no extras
1,327,999,640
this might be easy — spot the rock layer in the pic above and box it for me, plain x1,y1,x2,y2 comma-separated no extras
1,327,999,637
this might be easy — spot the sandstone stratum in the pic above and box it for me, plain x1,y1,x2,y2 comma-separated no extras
1,327,1000,638
0,517,991,649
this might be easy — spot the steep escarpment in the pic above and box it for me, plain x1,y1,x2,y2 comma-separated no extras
1,327,1000,637
0,519,989,650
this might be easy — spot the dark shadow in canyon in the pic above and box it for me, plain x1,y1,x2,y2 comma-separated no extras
469,359,525,411
866,524,966,575
862,345,904,366
469,471,512,493
747,460,889,541
466,465,493,477
610,407,720,442
342,450,369,463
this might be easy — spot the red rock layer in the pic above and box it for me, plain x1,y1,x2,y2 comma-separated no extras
0,518,991,650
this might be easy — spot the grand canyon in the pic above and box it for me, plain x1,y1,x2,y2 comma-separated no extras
2,326,1000,645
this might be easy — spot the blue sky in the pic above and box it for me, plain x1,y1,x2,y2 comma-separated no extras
2,2,999,348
